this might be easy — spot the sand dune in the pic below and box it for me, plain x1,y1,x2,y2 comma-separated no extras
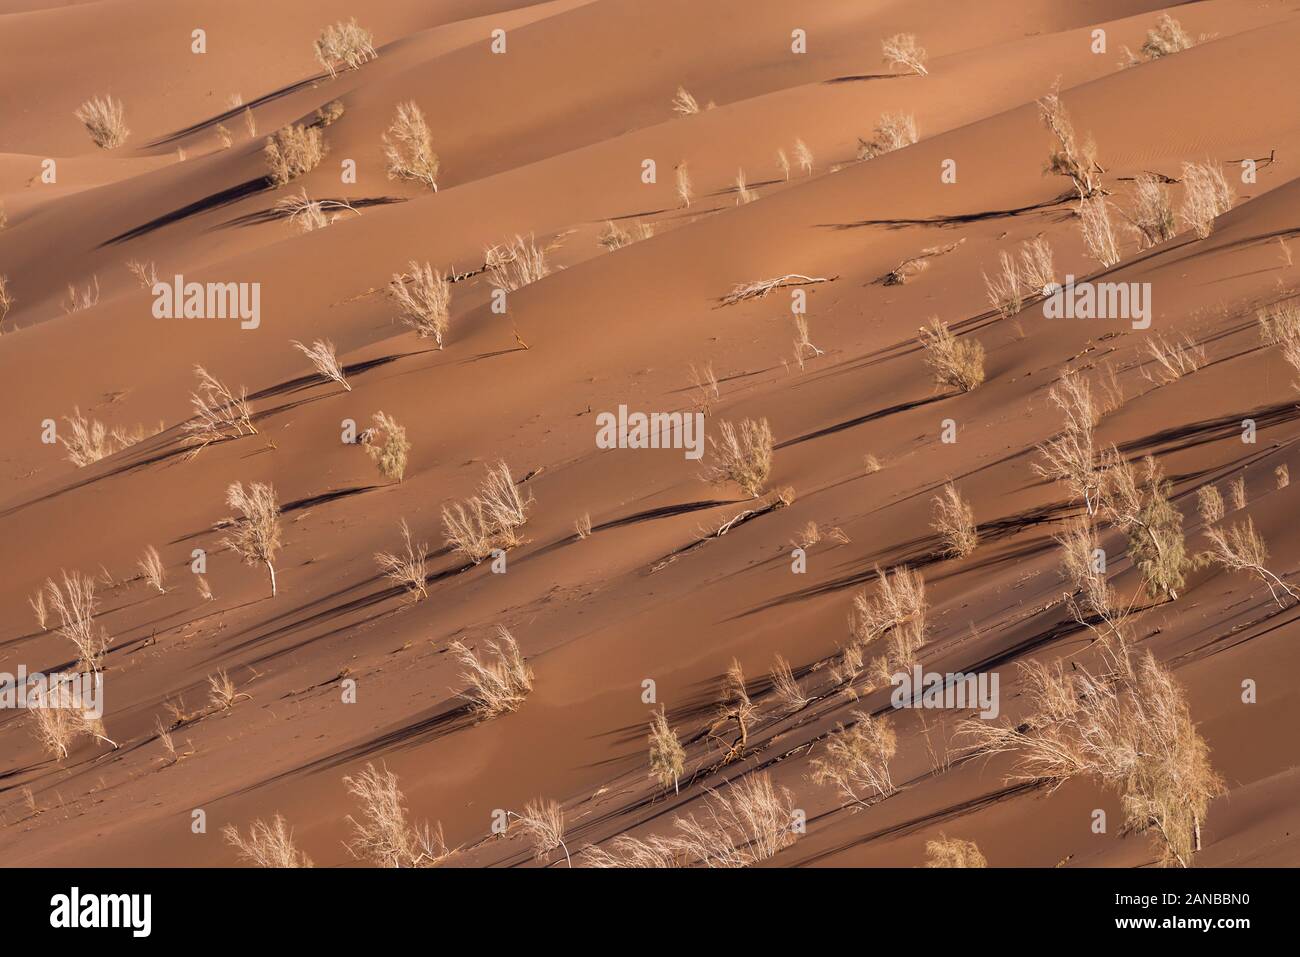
2,0,1298,869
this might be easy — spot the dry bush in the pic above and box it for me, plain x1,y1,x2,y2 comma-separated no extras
75,95,129,149
216,125,233,149
207,669,249,711
830,641,866,693
925,836,987,867
28,684,78,759
721,273,831,305
450,626,533,718
343,762,450,867
485,233,551,291
223,815,313,868
221,481,283,597
45,571,108,670
1056,517,1112,620
931,481,977,558
857,112,917,160
849,565,927,683
574,512,592,539
1038,88,1101,199
1079,197,1120,267
1100,451,1189,600
0,275,13,325
1124,13,1194,65
374,520,427,600
273,190,357,232
649,706,686,793
705,418,773,498
63,275,100,313
59,407,118,466
983,250,1022,319
598,219,653,251
315,99,345,127
1202,518,1299,608
1227,474,1247,512
264,124,325,186
864,454,883,474
769,654,808,715
1179,161,1233,239
1127,174,1176,248
672,773,796,867
810,711,897,806
1257,302,1300,346
671,86,700,116
363,411,410,483
964,638,1221,867
711,659,757,763
514,799,571,866
1196,484,1224,525
441,461,532,562
137,546,165,593
794,138,814,175
388,261,450,344
1034,369,1102,514
1018,236,1056,293
1144,332,1206,383
197,576,214,601
689,361,719,413
1276,464,1289,489
383,101,439,190
881,33,928,75
919,318,985,393
314,18,377,77
881,239,963,286
675,163,693,208
125,259,158,289
792,315,823,368
29,589,47,631
183,365,256,457
292,338,350,391
776,148,790,180
733,169,758,205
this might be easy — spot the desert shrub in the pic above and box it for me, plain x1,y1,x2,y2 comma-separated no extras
223,815,313,868
1123,14,1194,65
383,101,439,190
931,481,977,558
137,546,165,593
648,706,686,793
63,275,100,314
983,250,1022,319
0,274,13,325
919,318,984,393
769,654,807,714
343,762,450,867
1144,332,1206,383
857,112,917,159
925,836,987,867
794,138,814,174
1201,518,1299,608
207,669,249,711
1018,236,1056,293
810,711,897,805
965,638,1222,867
1128,173,1176,248
1038,89,1101,199
273,190,356,232
671,86,700,115
515,799,571,866
450,626,533,718
881,33,928,75
374,519,427,600
1257,302,1300,346
315,99,346,127
705,418,773,498
292,338,350,391
1034,369,1101,514
221,481,283,597
441,461,532,562
598,219,654,251
1179,161,1233,239
1101,452,1189,600
675,163,693,207
363,411,410,483
1078,196,1120,266
1276,464,1289,489
314,19,377,77
389,261,450,343
1056,518,1112,620
182,365,256,457
75,96,129,149
485,234,550,291
1196,484,1224,525
44,571,108,670
849,565,927,685
264,124,325,186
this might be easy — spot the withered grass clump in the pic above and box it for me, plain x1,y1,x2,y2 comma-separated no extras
881,33,928,76
264,124,325,186
920,318,984,393
374,519,427,600
1179,161,1233,239
441,461,532,562
705,418,773,498
383,101,439,190
343,762,451,867
931,482,977,558
363,411,410,483
810,711,897,805
183,365,256,457
388,261,450,344
857,112,917,160
75,96,129,149
450,626,534,718
648,706,686,794
223,814,314,868
925,836,987,868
